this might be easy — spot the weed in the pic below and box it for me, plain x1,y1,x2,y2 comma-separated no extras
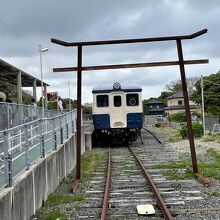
163,169,194,180
81,149,104,175
45,194,85,207
206,148,220,161
35,209,66,220
210,191,220,197
168,133,181,143
203,134,220,143
75,204,81,211
152,161,190,169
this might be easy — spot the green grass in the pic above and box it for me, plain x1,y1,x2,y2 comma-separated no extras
81,149,104,175
164,169,194,180
75,204,81,211
203,134,220,143
35,210,66,220
168,133,182,143
198,149,220,180
45,194,85,207
206,148,220,160
152,161,190,169
151,148,220,180
210,191,220,197
157,126,182,143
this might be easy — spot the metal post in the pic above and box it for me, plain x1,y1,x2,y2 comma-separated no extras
41,134,45,158
3,131,9,187
7,153,12,187
70,110,74,133
60,116,63,144
176,39,198,173
24,124,30,169
17,71,22,104
33,79,37,101
76,45,82,180
44,84,48,111
68,81,71,110
38,119,44,157
39,45,45,118
65,114,69,139
53,118,57,150
201,75,206,136
6,103,10,129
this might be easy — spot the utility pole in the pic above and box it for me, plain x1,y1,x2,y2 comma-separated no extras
201,75,205,135
39,45,48,118
68,81,71,110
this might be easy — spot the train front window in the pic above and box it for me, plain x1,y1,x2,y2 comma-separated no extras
126,93,139,106
97,95,109,107
114,96,121,107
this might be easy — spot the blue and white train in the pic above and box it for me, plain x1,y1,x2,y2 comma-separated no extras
92,82,143,146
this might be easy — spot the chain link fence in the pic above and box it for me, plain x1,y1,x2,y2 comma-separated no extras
0,110,77,189
0,102,63,131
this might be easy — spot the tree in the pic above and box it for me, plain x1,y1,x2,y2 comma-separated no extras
0,81,32,104
165,77,199,94
192,71,220,115
157,91,173,103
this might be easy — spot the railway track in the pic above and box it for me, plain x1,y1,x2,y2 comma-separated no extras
69,129,216,219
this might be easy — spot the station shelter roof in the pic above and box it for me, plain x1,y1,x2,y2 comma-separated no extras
0,59,49,87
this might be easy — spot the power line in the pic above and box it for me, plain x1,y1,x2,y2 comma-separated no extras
0,18,39,47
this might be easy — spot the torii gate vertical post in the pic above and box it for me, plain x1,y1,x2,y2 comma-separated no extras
176,39,198,173
76,45,82,179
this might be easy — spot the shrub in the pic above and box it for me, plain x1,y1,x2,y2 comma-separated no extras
168,112,186,123
192,121,203,137
180,121,203,139
180,124,188,139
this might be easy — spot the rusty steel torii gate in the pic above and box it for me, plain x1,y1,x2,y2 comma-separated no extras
51,29,210,190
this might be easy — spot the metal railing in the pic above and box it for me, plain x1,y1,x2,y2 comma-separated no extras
0,110,77,189
0,102,63,131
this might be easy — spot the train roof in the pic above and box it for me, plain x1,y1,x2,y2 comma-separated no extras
92,83,142,94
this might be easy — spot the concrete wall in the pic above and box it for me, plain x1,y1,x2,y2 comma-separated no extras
0,129,92,220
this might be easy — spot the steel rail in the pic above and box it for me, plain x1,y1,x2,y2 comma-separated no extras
143,127,162,144
129,147,173,220
100,147,111,220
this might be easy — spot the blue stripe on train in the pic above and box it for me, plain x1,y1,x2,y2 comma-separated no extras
93,114,110,129
127,113,143,128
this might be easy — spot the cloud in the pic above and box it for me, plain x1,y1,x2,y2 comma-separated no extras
0,0,219,103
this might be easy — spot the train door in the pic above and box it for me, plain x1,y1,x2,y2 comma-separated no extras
110,93,127,128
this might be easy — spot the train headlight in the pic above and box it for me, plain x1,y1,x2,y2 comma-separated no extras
113,82,121,90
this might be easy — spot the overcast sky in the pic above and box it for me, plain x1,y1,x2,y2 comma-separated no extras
0,0,219,103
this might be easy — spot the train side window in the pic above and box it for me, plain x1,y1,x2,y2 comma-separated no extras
114,96,121,107
96,95,109,107
126,93,139,106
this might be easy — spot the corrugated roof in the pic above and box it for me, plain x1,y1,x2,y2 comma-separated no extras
0,59,49,87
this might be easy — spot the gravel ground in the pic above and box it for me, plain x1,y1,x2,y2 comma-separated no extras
152,127,220,220
152,127,220,158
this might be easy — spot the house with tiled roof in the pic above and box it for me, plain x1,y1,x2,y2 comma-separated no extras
164,91,200,115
